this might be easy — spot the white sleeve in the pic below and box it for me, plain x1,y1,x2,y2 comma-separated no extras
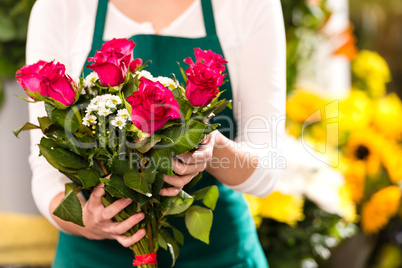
226,0,287,197
26,0,71,228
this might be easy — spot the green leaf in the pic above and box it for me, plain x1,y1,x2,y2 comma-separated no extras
149,148,173,175
124,168,153,197
159,229,180,267
191,185,219,211
158,119,209,156
107,174,137,200
177,62,188,84
42,145,88,169
136,136,162,154
53,188,84,226
151,172,165,197
185,206,213,244
60,171,82,186
112,157,129,176
50,106,80,133
157,232,168,250
103,185,123,198
160,222,184,246
38,116,57,134
38,140,79,174
13,122,39,137
162,190,194,216
64,183,82,196
77,169,100,188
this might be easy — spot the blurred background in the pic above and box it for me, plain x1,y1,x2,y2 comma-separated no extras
0,0,401,267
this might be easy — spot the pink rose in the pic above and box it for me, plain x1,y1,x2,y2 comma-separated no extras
87,38,142,87
185,63,225,107
126,78,181,134
16,60,78,107
184,48,227,73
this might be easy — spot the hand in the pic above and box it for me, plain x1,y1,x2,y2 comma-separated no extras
159,130,218,196
79,183,146,247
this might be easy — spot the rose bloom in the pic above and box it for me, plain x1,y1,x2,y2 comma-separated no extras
126,77,181,134
185,63,225,107
184,48,227,73
16,60,78,107
87,38,142,87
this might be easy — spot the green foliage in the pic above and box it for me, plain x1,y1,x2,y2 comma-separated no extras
258,201,356,268
184,205,213,244
53,186,84,227
0,0,36,110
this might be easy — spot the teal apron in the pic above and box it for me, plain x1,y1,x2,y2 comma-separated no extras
53,0,268,267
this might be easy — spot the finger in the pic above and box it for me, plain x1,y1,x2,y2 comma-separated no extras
87,183,105,210
159,187,181,196
110,213,145,235
163,173,195,189
176,149,211,164
114,229,146,248
172,158,203,175
101,198,133,220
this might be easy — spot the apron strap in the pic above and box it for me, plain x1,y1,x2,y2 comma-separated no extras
93,0,108,46
84,0,218,75
201,0,217,36
91,0,217,45
83,0,108,76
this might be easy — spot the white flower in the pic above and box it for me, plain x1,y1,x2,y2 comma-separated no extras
82,114,97,126
102,94,122,107
80,88,86,95
110,116,127,130
153,76,178,89
84,72,99,88
97,107,113,116
274,135,356,222
135,70,153,80
117,108,131,120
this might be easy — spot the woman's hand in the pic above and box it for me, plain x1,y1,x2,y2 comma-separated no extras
159,130,218,196
50,183,146,248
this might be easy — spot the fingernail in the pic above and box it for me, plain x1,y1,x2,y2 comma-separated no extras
193,152,205,158
137,213,145,220
122,198,132,204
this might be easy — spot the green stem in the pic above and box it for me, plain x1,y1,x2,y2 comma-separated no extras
97,160,109,176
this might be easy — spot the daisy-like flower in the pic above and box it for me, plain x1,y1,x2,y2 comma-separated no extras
135,70,153,80
110,116,127,130
117,108,131,120
97,106,113,116
84,71,99,88
82,114,97,126
102,94,122,108
152,76,178,89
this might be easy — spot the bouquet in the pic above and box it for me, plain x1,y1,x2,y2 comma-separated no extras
14,38,231,267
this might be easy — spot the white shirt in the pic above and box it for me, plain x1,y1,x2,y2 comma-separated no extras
27,0,286,228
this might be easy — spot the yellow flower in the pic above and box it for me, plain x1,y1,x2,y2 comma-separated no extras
371,93,402,140
286,89,328,123
338,90,372,133
361,186,401,234
338,185,357,223
380,140,402,184
352,50,391,98
258,192,305,227
244,195,262,227
344,128,383,178
344,160,366,203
